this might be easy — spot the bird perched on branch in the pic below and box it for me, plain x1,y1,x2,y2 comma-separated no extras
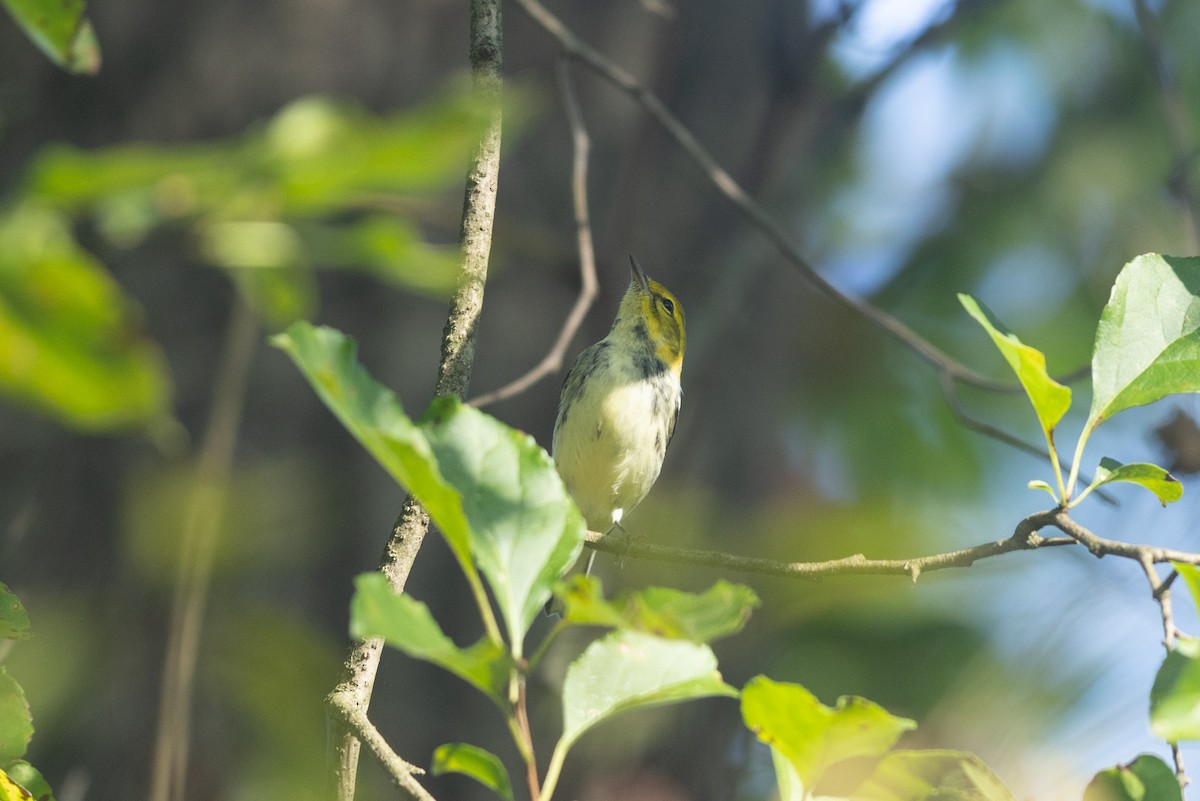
552,255,686,572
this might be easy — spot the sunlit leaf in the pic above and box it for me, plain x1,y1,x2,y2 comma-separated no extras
1089,254,1200,430
742,676,914,794
1083,754,1181,801
421,397,584,653
275,325,586,651
0,768,33,801
855,750,1017,801
0,667,32,763
431,743,513,801
1150,636,1200,741
2,0,100,74
0,205,171,431
959,294,1071,437
270,323,474,571
1088,457,1182,506
1027,479,1058,500
350,573,510,704
560,630,736,751
558,577,759,643
0,585,30,641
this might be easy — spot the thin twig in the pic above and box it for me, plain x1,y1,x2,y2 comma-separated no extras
470,57,599,408
1051,509,1200,566
584,508,1200,582
584,509,1075,580
511,0,1013,393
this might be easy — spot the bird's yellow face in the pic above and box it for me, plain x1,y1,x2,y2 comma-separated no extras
629,259,686,380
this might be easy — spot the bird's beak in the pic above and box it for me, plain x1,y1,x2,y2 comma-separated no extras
629,254,651,293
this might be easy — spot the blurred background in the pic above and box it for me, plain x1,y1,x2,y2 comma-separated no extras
3,0,1200,798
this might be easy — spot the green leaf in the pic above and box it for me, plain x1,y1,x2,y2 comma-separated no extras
1173,563,1200,615
560,630,736,751
1,0,100,74
2,762,54,801
855,750,1017,801
275,324,586,650
0,205,172,431
349,573,511,704
1151,636,1200,741
270,323,474,571
559,577,759,643
1089,254,1200,430
741,676,915,793
420,397,584,652
0,667,32,763
1089,458,1182,505
1083,754,1181,801
1026,479,1059,500
0,585,30,641
431,743,514,801
959,294,1071,437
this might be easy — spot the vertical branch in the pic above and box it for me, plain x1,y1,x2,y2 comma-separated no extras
326,0,505,798
437,0,504,400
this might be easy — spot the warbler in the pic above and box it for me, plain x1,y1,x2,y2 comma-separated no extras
552,255,685,571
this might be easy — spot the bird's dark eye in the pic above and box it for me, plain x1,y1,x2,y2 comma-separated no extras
660,297,675,315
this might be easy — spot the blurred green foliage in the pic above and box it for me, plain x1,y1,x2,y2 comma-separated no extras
0,82,515,432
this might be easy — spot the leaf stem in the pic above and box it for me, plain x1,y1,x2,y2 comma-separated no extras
539,741,570,801
1064,421,1095,502
1044,430,1066,502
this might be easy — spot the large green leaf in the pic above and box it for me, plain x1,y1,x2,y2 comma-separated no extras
1,0,100,74
959,294,1071,438
0,205,172,431
742,676,915,794
1151,636,1200,742
349,573,510,705
559,577,759,643
854,750,1016,801
271,323,473,570
1089,254,1200,429
421,397,584,652
431,743,513,801
1083,755,1181,801
1087,457,1182,506
0,585,30,641
275,324,585,649
0,668,32,764
560,630,736,751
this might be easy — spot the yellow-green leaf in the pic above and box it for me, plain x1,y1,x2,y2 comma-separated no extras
959,294,1071,437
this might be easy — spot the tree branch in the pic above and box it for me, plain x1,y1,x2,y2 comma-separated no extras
584,508,1200,583
583,509,1075,580
328,686,436,801
326,0,505,796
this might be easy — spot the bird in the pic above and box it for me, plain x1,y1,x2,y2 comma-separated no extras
552,255,686,573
